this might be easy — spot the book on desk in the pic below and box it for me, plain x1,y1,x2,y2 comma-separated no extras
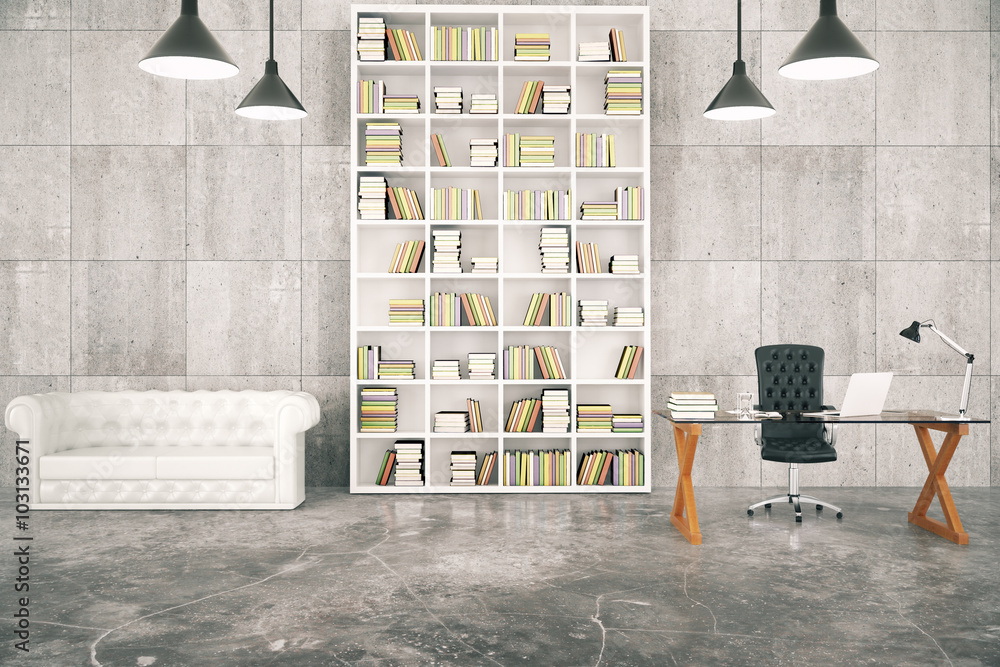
667,392,718,420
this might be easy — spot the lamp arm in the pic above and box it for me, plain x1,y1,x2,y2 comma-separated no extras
924,322,974,416
924,322,969,357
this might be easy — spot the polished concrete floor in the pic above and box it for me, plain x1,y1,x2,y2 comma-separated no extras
3,487,999,666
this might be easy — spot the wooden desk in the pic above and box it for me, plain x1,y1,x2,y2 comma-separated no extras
653,411,988,545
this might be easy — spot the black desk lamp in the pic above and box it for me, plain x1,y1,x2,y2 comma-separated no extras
900,320,974,419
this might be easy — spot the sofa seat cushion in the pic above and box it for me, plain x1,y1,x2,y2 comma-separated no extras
39,446,275,481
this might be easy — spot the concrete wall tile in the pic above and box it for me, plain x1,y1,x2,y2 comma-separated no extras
876,1,989,30
187,30,302,146
651,30,761,146
876,261,989,375
302,146,351,260
876,31,990,146
71,0,173,30
71,261,186,375
761,261,875,376
994,150,1000,261
0,31,70,144
0,147,70,260
651,146,760,260
186,261,301,375
992,33,999,145
198,0,300,31
1,0,69,29
993,377,1000,486
187,146,302,260
762,0,875,31
992,262,1000,375
71,31,185,145
302,375,350,486
302,261,351,375
651,261,760,376
761,146,875,261
760,31,875,146
652,0,760,31
71,146,185,260
301,30,350,146
876,147,990,261
69,376,187,391
0,262,70,375
875,375,990,486
303,0,420,31
185,376,303,391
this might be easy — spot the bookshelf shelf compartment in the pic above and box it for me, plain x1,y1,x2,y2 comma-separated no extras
352,4,649,495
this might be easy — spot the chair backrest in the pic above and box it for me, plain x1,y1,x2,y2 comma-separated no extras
755,345,824,412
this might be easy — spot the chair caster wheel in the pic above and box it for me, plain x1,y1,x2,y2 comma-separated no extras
816,504,823,511
747,509,754,516
795,515,802,523
764,503,771,508
836,512,843,519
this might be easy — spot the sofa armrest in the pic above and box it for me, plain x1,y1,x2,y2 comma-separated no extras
273,392,321,507
5,393,70,504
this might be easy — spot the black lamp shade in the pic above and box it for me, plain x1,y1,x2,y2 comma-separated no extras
704,60,775,121
899,321,922,343
236,60,307,120
138,0,238,80
779,0,878,80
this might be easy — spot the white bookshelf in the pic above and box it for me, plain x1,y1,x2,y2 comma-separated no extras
350,4,650,493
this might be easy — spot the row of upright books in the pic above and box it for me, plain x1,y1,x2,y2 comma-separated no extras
431,187,483,220
504,189,571,221
384,298,641,328
357,18,422,62
432,26,499,61
578,450,643,486
503,345,567,380
575,133,616,167
522,292,573,327
427,292,497,326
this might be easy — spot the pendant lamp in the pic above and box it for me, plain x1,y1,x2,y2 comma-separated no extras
236,0,307,120
139,0,238,80
779,0,878,80
704,0,775,121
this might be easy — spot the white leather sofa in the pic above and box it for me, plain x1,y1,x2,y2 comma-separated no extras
5,390,320,510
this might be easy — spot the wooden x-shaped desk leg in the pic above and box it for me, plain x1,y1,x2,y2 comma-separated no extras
670,422,702,544
909,423,970,545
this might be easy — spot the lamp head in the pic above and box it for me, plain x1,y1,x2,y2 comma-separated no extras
899,321,922,343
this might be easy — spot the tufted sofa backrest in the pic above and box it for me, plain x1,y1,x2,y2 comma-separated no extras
45,390,295,452
755,345,824,412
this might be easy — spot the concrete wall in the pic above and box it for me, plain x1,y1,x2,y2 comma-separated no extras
1,0,996,489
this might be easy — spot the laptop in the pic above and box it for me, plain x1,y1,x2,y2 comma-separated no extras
805,372,893,418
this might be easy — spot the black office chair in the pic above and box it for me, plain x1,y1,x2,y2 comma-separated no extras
747,344,843,522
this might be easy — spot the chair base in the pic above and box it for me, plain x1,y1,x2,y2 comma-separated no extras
746,463,843,522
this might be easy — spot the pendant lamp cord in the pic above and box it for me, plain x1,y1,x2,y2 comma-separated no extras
269,0,274,61
736,0,742,61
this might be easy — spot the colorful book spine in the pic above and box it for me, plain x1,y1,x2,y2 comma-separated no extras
575,133,616,167
431,187,483,220
432,26,499,61
614,345,644,379
386,28,422,61
388,240,425,273
504,189,571,220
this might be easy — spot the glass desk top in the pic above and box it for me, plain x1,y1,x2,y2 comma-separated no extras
653,410,989,425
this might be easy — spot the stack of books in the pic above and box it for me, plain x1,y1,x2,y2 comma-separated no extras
514,33,550,61
542,388,570,433
386,29,422,61
539,227,570,273
532,345,566,379
577,404,613,432
431,187,483,220
469,94,498,114
579,200,618,220
431,359,461,380
666,392,719,420
431,133,452,167
358,176,387,219
518,135,555,167
450,451,478,486
470,257,498,273
609,254,639,274
578,40,611,62
393,440,423,486
578,450,615,485
435,411,470,433
360,388,397,432
609,28,627,61
382,93,420,114
612,414,643,433
505,189,571,220
503,345,536,380
378,358,415,380
386,186,423,220
513,81,543,114
505,397,541,432
357,17,386,61
432,26,498,61
365,122,402,166
613,306,644,327
357,345,380,380
576,241,602,273
504,449,571,486
470,138,498,166
433,86,463,114
578,299,609,326
615,185,644,220
388,240,425,273
542,85,571,114
388,299,424,326
576,450,644,486
614,345,643,380
429,292,460,326
357,79,384,113
605,70,642,115
375,448,396,485
575,132,616,167
476,451,497,485
432,229,462,273
467,398,484,432
468,352,496,379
